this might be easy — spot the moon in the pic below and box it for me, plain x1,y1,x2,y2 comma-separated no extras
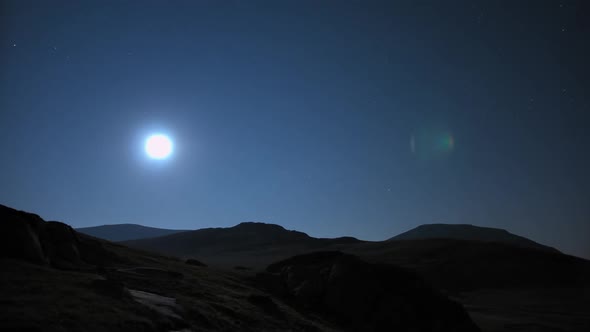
145,134,173,159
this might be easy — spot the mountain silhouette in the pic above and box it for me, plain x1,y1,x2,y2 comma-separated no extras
123,220,590,292
76,224,190,242
388,223,559,253
123,221,362,267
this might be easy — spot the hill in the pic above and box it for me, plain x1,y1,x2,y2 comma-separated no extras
76,224,190,242
123,221,590,292
123,222,362,267
388,223,559,253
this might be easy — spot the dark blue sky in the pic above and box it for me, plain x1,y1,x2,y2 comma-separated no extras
1,1,589,258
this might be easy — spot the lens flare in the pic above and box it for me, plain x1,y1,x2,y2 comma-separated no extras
410,130,454,159
448,135,454,149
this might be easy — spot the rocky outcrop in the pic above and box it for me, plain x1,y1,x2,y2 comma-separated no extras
0,204,47,264
258,251,480,332
0,204,118,269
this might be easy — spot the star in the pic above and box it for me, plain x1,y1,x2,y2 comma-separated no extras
12,43,16,47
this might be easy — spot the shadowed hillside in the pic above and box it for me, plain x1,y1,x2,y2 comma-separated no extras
76,224,190,242
349,238,590,291
121,221,590,291
257,251,480,332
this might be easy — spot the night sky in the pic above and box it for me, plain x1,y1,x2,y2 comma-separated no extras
1,1,588,258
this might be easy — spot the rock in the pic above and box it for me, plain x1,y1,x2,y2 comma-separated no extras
260,251,480,332
0,204,120,270
129,289,183,320
0,204,47,264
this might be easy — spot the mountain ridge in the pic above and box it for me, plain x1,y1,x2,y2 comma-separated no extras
122,220,576,271
122,221,364,267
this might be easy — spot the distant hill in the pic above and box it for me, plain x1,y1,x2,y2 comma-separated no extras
121,221,590,292
76,224,190,242
388,223,560,253
123,222,362,266
124,222,563,269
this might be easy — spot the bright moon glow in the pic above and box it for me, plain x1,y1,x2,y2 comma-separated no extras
145,134,173,159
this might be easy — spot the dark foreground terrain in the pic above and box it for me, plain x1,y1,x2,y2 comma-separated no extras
2,204,589,331
122,220,590,331
1,204,479,331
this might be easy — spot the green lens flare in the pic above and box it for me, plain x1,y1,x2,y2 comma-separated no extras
411,130,454,159
447,135,454,150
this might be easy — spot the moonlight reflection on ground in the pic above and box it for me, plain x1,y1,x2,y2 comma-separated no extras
145,134,173,159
